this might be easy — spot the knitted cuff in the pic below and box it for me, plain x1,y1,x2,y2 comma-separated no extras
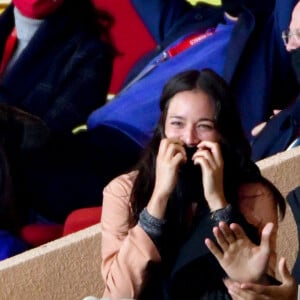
138,208,166,243
210,204,233,225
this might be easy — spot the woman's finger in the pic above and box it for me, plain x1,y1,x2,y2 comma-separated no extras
197,141,223,167
205,237,223,261
193,148,215,169
212,225,229,251
259,222,274,253
229,223,248,240
277,256,296,286
219,221,236,244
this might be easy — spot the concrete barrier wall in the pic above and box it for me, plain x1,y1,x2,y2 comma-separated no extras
0,224,104,300
0,147,299,299
257,146,300,271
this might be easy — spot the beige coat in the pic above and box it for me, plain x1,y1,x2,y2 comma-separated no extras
101,171,279,300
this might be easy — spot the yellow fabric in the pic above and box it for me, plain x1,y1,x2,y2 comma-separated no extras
72,124,87,134
186,0,221,6
0,0,11,14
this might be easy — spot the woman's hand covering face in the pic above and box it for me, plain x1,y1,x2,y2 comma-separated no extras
192,141,227,211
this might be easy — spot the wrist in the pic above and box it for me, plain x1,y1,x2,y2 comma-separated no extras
147,192,169,219
207,195,227,211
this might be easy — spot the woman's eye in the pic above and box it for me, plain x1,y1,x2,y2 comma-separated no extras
171,121,183,127
197,123,214,131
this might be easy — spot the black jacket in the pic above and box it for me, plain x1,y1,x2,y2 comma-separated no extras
0,4,113,133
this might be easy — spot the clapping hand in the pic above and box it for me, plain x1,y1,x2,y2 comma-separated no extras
205,222,273,283
223,257,297,300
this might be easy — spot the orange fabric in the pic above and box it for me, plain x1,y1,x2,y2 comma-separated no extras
101,172,161,299
101,171,279,299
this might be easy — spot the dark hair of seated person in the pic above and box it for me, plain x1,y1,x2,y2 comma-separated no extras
60,0,118,56
0,104,50,233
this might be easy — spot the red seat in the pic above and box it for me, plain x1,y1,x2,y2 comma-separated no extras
20,207,102,247
63,206,102,236
20,223,64,247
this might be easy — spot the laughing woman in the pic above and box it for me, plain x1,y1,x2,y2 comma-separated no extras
100,69,285,300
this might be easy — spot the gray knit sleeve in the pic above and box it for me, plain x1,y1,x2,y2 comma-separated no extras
210,204,234,226
138,208,166,249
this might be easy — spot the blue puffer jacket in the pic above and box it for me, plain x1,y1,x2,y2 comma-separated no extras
87,0,298,143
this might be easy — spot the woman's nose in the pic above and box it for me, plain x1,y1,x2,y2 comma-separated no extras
183,128,199,146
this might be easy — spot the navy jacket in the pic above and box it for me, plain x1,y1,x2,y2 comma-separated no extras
88,0,298,142
251,96,300,161
0,4,113,133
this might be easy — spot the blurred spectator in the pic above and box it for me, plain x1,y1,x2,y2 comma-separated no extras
0,0,116,259
0,0,116,133
251,0,300,160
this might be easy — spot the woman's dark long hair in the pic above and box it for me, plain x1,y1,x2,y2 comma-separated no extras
57,0,117,54
129,69,285,225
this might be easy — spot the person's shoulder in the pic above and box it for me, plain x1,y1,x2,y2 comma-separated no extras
113,171,138,186
111,170,138,183
104,171,138,197
102,171,138,213
71,28,115,58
